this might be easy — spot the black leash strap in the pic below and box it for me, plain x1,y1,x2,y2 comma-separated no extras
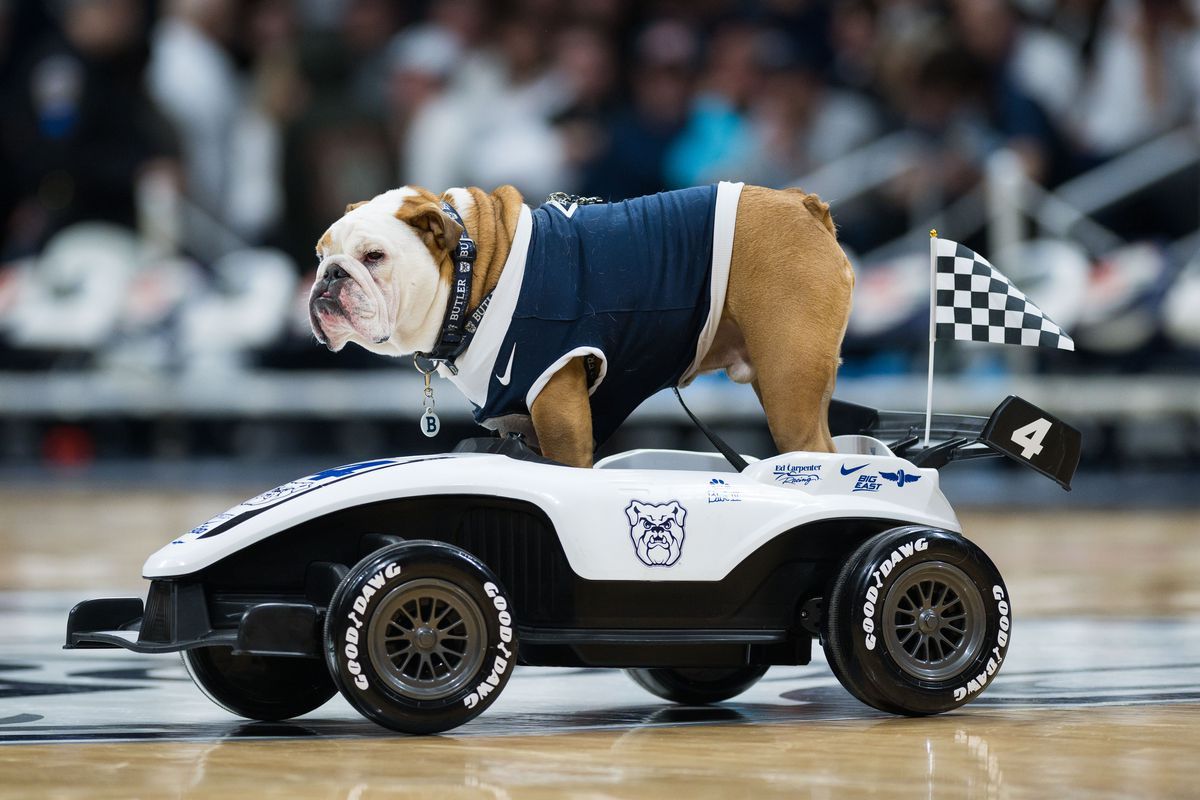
414,202,492,375
673,387,749,473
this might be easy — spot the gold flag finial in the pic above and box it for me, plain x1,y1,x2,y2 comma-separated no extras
929,229,938,238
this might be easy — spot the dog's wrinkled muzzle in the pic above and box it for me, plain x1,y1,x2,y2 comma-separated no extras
308,256,390,351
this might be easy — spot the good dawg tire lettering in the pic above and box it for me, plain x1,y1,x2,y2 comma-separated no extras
462,582,515,709
340,562,403,691
824,526,1010,716
860,537,928,651
952,585,1011,703
324,541,518,734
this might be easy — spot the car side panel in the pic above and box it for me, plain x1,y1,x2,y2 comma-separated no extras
144,453,960,581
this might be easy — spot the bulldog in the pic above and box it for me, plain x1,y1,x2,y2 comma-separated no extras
625,500,687,567
310,182,854,468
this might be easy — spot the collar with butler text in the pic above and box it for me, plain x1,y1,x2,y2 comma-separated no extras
413,201,493,375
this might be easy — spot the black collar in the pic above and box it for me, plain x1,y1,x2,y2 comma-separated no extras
414,201,493,375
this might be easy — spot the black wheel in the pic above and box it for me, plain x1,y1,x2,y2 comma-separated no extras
324,540,518,734
626,665,770,705
823,526,1011,716
181,647,335,721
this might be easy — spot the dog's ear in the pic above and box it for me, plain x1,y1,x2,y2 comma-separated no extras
665,501,686,527
625,501,647,527
314,230,332,259
344,200,369,214
395,198,464,253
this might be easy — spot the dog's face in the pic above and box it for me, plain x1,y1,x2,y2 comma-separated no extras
309,187,462,355
625,501,686,567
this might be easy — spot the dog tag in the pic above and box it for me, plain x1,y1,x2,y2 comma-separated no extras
420,407,440,438
417,365,440,437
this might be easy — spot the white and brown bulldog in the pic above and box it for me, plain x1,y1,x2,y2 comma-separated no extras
310,183,854,468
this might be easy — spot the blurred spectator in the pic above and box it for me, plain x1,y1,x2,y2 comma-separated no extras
829,0,881,95
1069,0,1200,159
0,0,13,82
145,0,241,253
4,0,1200,376
952,0,1077,183
884,39,988,214
226,0,307,244
0,0,177,260
551,24,620,193
580,19,697,199
341,0,404,112
664,22,761,187
732,28,881,186
462,12,573,198
401,10,571,199
393,25,467,191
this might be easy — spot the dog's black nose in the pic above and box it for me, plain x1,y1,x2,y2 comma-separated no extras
326,264,348,282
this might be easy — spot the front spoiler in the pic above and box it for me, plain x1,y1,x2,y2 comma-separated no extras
64,584,323,658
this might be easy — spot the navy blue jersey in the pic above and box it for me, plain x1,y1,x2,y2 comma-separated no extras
442,182,742,447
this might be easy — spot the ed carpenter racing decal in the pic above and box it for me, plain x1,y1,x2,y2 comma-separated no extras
625,500,687,567
175,456,452,542
772,464,822,485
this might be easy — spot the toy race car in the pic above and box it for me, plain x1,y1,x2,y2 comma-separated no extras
66,395,1079,734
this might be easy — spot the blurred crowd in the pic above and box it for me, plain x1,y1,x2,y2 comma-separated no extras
0,0,1198,376
3,0,1198,265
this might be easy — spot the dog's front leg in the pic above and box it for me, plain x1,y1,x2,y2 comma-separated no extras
529,358,594,467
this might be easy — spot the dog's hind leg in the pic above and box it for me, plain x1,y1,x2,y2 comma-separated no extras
725,186,854,455
750,360,839,455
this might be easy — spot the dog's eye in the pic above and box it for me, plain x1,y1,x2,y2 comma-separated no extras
363,250,384,264
643,519,652,528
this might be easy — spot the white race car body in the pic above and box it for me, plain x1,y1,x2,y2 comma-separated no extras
65,396,1079,732
147,438,959,582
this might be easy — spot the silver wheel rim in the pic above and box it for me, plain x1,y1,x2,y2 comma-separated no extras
881,561,987,681
368,578,486,700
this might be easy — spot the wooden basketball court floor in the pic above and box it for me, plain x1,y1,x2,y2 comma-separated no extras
1,486,1197,798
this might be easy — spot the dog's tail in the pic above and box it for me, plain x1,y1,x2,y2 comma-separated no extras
787,188,837,239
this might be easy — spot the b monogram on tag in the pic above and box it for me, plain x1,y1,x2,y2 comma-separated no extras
420,408,441,438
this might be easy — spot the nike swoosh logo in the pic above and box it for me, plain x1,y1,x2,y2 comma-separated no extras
496,344,516,386
840,463,869,475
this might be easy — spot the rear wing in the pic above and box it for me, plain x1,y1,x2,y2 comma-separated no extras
829,395,1081,491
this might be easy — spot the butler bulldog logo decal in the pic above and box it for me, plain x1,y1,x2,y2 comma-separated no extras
625,500,687,567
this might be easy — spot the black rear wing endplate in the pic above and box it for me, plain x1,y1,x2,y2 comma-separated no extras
829,395,1081,490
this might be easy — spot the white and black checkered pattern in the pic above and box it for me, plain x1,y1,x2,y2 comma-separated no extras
934,238,1074,351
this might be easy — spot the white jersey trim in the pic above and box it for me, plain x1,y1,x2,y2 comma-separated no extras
524,345,610,412
438,204,533,407
681,180,743,383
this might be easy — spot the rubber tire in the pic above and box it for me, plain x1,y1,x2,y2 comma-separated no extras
822,526,1010,716
324,540,518,735
626,665,770,705
181,647,336,721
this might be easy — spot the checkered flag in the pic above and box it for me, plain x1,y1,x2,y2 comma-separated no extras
934,237,1074,351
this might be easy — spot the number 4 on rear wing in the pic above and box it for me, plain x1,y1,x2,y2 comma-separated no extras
828,395,1082,491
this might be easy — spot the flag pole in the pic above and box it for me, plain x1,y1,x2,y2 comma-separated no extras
925,230,937,447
